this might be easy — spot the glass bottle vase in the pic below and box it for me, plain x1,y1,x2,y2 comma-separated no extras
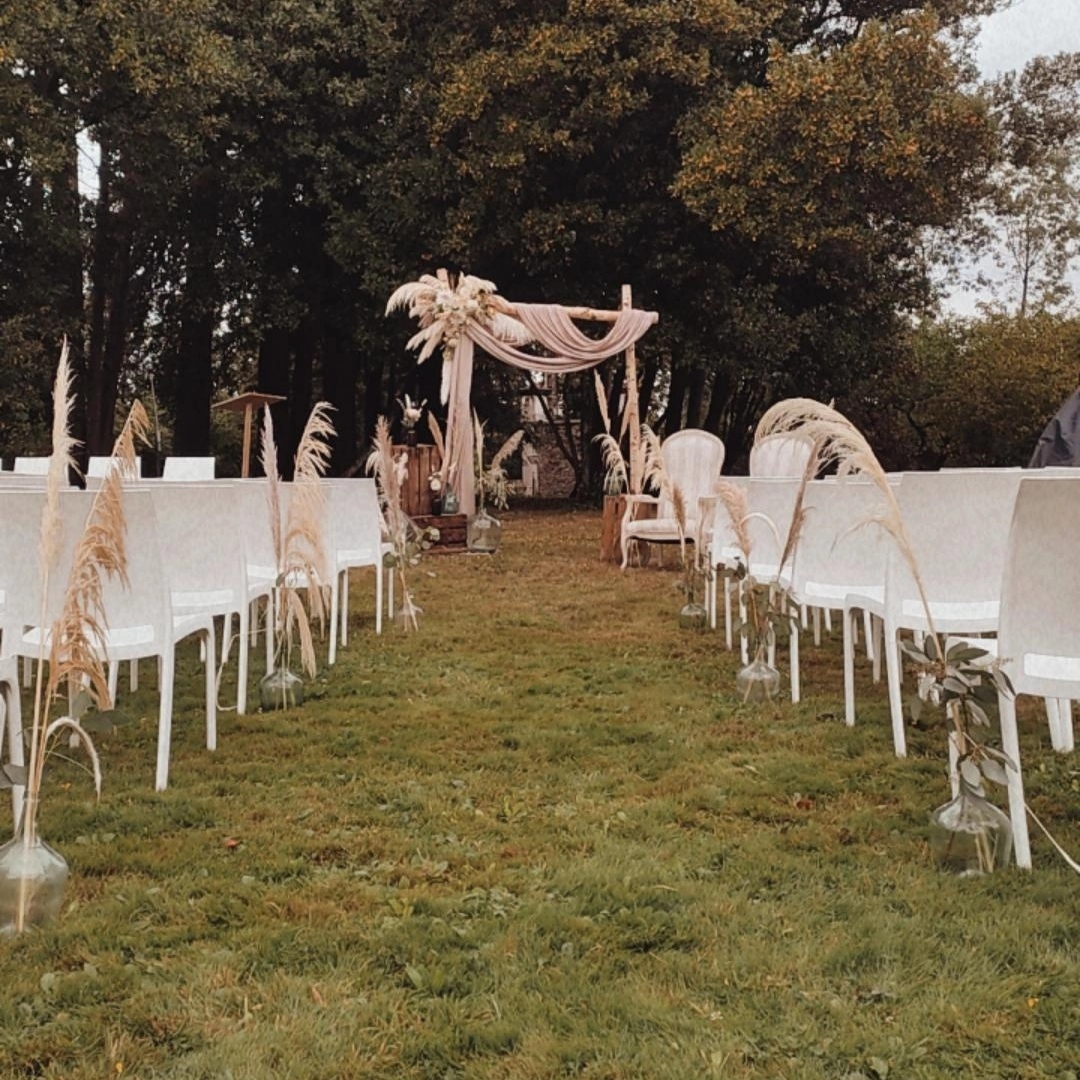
679,600,708,631
0,826,69,935
259,668,305,711
735,656,781,703
468,509,502,553
929,780,1013,876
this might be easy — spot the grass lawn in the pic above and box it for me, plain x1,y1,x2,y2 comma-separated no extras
1,505,1077,1079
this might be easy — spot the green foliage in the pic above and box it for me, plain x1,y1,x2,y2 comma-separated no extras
844,312,1080,468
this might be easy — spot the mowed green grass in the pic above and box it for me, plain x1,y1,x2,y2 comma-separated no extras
1,506,1077,1079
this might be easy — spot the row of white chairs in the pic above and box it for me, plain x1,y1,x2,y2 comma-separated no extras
0,477,384,798
3,455,216,481
704,468,1080,870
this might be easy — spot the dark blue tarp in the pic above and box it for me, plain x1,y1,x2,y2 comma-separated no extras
1029,388,1080,468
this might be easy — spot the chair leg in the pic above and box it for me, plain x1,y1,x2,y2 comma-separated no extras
155,652,176,792
21,656,32,690
738,583,748,665
863,610,874,662
265,593,275,671
1045,698,1074,753
946,727,961,797
3,683,25,830
375,562,384,635
204,630,217,752
237,604,249,716
998,693,1032,869
789,613,800,704
340,569,349,648
843,608,857,727
328,575,340,666
885,625,907,757
130,659,139,693
823,607,832,634
724,577,733,651
107,662,119,706
871,614,883,684
812,606,822,647
1057,699,1074,753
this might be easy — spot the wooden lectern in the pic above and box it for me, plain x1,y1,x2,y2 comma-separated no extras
212,391,287,477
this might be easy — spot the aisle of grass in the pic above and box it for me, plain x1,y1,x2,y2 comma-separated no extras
1,506,1077,1079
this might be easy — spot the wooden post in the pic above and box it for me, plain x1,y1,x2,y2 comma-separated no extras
212,391,287,477
241,407,253,478
621,284,641,495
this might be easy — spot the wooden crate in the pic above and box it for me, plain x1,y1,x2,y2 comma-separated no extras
600,494,656,564
413,513,468,553
392,444,441,517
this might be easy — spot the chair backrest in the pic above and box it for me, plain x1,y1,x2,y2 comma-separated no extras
92,489,171,648
145,484,246,610
87,455,143,479
0,490,52,644
657,430,725,520
0,473,51,489
13,457,51,476
789,478,895,597
750,434,814,478
323,478,383,566
162,457,216,482
743,477,802,576
999,476,1080,698
226,479,279,576
886,470,1022,621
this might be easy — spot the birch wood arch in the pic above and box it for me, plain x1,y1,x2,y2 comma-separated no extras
387,271,659,515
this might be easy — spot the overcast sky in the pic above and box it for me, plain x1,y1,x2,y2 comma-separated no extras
976,0,1080,77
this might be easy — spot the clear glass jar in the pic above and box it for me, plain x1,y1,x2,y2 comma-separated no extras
929,780,1013,876
735,657,781,703
0,827,69,935
468,509,502,553
259,668,305,711
679,601,708,631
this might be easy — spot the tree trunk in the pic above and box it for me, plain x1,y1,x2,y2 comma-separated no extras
322,326,357,474
258,326,292,476
173,167,220,455
662,362,689,434
84,149,135,454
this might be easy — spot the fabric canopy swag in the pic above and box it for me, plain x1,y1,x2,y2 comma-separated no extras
386,272,658,515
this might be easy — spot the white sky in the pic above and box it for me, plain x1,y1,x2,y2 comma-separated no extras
976,0,1080,77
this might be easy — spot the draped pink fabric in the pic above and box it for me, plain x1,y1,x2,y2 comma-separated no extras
446,304,658,516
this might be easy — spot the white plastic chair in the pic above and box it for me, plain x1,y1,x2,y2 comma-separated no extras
844,470,1022,758
323,479,386,662
750,434,815,478
162,457,216,481
0,490,42,826
0,652,23,827
788,478,895,721
146,484,252,712
12,457,51,475
10,489,217,791
620,430,725,569
988,475,1080,868
87,455,143,479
